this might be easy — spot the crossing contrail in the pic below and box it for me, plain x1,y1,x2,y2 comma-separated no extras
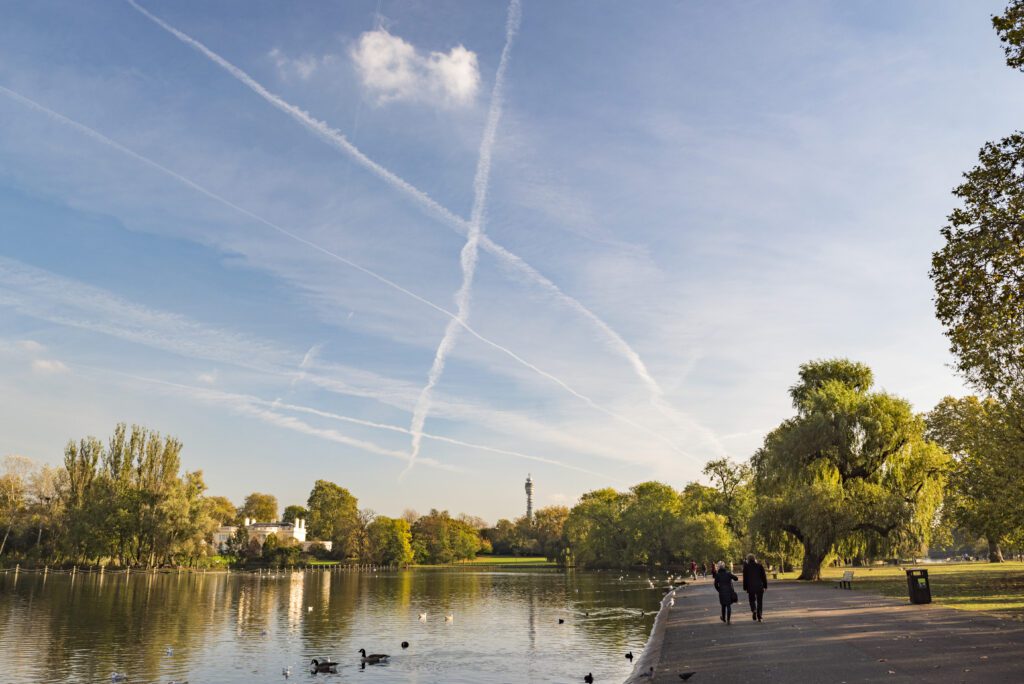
123,0,706,455
0,83,695,460
405,0,522,475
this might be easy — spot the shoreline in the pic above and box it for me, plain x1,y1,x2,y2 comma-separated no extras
623,579,688,683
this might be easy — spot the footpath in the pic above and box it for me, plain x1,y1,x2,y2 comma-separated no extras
631,578,1024,683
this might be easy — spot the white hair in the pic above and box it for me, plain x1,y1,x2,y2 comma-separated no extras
716,560,726,570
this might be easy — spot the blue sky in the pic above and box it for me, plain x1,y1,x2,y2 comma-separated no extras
1,0,1021,522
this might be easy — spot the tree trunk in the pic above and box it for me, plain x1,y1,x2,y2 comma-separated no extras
0,523,11,557
988,539,1004,563
798,544,828,580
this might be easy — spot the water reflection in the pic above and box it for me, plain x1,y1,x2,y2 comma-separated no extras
0,568,664,683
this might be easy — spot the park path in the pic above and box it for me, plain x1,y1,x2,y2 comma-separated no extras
637,578,1024,683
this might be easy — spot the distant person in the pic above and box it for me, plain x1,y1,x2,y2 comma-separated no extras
742,553,768,622
713,560,739,623
690,560,698,579
700,561,708,578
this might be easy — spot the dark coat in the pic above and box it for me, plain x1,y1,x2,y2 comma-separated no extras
713,568,738,606
742,561,768,593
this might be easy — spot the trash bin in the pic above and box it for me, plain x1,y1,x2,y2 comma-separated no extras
906,568,931,604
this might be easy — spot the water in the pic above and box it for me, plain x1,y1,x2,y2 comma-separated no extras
0,567,666,683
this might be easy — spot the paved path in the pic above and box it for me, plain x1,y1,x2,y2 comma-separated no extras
638,578,1024,683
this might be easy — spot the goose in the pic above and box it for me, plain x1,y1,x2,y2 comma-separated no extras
282,666,291,678
584,674,594,683
111,674,127,683
558,618,565,624
310,658,337,673
358,648,389,665
444,613,454,622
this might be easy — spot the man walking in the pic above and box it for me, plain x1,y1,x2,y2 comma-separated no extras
742,553,767,622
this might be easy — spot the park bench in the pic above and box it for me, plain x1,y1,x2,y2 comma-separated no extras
834,570,854,589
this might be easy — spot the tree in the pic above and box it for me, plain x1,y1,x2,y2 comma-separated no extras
282,505,307,524
239,492,278,523
410,509,482,564
752,360,949,580
927,396,1024,561
931,133,1024,397
564,488,630,568
0,457,29,557
366,516,413,566
305,480,360,559
621,482,683,569
530,506,569,561
994,1,1024,70
205,496,237,526
702,458,753,541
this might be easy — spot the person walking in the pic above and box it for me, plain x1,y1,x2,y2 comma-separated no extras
742,553,768,622
712,560,739,624
689,559,698,580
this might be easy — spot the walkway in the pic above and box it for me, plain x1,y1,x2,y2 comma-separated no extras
638,579,1024,683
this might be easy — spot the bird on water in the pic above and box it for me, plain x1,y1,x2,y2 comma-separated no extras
625,651,633,662
584,674,594,683
358,648,390,665
401,641,409,649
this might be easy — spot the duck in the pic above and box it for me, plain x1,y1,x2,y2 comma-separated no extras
401,641,409,649
164,647,174,657
625,651,634,662
111,674,127,683
282,666,291,678
358,648,389,665
444,613,454,622
558,618,565,624
584,674,594,683
310,658,337,673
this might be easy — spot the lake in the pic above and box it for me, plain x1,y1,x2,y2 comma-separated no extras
0,566,665,683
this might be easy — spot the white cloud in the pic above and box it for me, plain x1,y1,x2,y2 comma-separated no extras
31,358,68,374
268,47,324,81
351,29,479,107
197,370,218,385
18,339,44,352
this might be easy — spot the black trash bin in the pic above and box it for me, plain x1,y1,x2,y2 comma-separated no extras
906,568,931,604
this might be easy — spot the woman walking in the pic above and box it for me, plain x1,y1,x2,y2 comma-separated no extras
713,560,739,624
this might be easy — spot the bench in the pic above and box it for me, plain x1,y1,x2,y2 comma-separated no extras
834,570,854,589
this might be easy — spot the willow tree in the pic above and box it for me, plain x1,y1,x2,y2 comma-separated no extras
752,360,948,580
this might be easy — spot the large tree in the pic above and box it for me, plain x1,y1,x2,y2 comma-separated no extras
926,396,1024,561
305,480,360,558
752,360,949,580
366,516,414,566
239,492,279,523
931,132,1024,397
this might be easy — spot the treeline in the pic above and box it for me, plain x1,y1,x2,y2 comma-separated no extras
0,433,490,568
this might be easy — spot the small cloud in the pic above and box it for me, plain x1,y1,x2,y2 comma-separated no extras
269,47,326,81
351,29,479,107
32,359,68,374
18,339,44,353
548,492,570,504
197,371,219,385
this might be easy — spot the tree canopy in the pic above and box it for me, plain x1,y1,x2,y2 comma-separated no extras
752,360,949,579
239,492,278,523
994,0,1024,70
306,480,360,559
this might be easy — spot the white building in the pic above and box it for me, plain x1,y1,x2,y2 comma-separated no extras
213,517,333,553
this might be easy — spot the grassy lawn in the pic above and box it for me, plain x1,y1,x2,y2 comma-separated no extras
778,562,1024,620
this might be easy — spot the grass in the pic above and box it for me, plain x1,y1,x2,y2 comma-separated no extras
781,561,1024,620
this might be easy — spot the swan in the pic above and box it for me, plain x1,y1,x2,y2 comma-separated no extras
444,613,454,622
358,648,389,664
418,612,427,620
669,597,676,607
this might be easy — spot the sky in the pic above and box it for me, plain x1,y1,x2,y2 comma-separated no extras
1,0,1022,523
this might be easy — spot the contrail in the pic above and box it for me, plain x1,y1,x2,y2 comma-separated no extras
404,0,521,475
0,84,694,458
123,0,704,452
